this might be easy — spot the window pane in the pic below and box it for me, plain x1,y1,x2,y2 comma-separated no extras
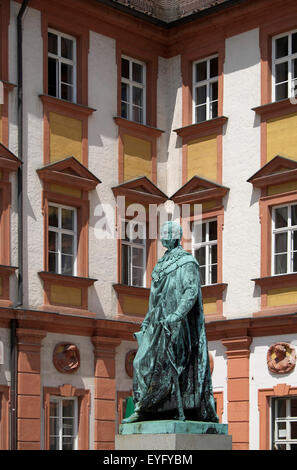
121,82,129,102
61,83,73,101
49,206,59,227
63,418,75,436
48,252,58,273
50,401,59,417
293,32,297,54
209,221,217,241
199,265,205,285
195,85,207,105
132,86,143,107
121,244,129,285
121,101,129,119
210,57,218,78
293,59,297,79
276,399,286,418
132,267,144,287
62,400,75,417
210,100,218,119
50,417,59,436
275,206,288,228
275,62,288,84
132,223,145,244
195,61,207,82
132,62,143,83
196,105,206,123
62,437,74,450
291,399,297,417
276,35,288,59
62,209,74,230
202,223,206,243
275,82,288,101
196,246,206,266
211,264,217,284
277,421,287,439
132,106,142,123
211,244,217,264
50,436,59,450
292,205,297,226
274,253,287,274
62,234,74,255
61,37,73,60
48,32,58,54
48,57,58,98
291,422,297,439
121,58,130,79
210,81,218,101
274,232,287,253
293,250,297,272
48,231,57,252
61,63,73,85
61,255,74,275
132,247,144,268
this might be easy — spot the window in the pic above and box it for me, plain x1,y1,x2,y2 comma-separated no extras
192,220,217,286
48,28,76,102
121,220,146,287
272,204,297,275
272,397,297,450
193,56,218,123
48,204,77,276
121,56,146,124
49,396,78,450
272,30,297,102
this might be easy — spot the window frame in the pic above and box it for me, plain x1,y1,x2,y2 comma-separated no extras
192,54,219,124
272,29,297,103
121,55,146,125
49,395,78,451
271,202,297,276
48,202,78,277
271,396,297,450
121,219,147,288
47,27,77,103
192,218,218,286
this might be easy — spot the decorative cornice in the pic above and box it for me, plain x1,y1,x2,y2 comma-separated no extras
252,273,297,288
248,155,297,188
202,283,228,298
0,143,21,172
174,116,228,140
112,175,168,203
114,116,164,137
113,283,150,297
170,175,229,204
252,98,297,121
39,94,96,116
38,271,97,288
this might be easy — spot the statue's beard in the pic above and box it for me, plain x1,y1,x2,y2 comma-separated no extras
161,239,180,251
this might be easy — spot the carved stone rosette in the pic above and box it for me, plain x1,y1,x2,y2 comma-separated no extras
267,342,296,375
53,342,80,374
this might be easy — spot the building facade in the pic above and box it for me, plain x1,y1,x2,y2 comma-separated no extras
0,0,297,451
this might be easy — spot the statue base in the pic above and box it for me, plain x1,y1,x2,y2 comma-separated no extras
115,420,232,450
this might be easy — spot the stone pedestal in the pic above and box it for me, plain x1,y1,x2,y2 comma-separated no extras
115,420,232,450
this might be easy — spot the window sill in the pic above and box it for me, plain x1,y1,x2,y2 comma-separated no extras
174,116,228,140
252,273,297,288
39,94,96,116
201,283,227,298
39,271,97,287
113,283,150,297
114,116,164,138
252,99,297,121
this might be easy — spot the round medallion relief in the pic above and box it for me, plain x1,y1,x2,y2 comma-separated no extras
53,343,80,374
267,342,296,375
125,350,137,378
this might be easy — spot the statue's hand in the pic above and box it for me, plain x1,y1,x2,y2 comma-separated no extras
165,313,180,324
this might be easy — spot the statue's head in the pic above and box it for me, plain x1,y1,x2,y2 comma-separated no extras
161,221,183,251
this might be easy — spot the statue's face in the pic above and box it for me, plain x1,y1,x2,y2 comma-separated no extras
160,222,182,250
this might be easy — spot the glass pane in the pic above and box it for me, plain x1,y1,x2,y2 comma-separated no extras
276,35,288,59
196,246,206,266
274,253,287,274
293,231,297,251
63,418,75,436
48,57,57,98
211,244,217,264
293,32,297,54
48,231,57,252
202,223,206,243
291,421,297,439
199,265,205,286
132,62,143,83
291,399,297,417
132,267,144,287
121,82,129,102
275,443,286,450
61,255,74,275
50,436,59,450
210,100,218,119
50,401,59,417
62,234,74,255
292,205,297,226
275,82,288,101
210,81,218,101
62,209,74,231
48,206,59,227
48,252,58,273
293,59,297,79
62,437,74,450
50,417,59,436
61,63,73,85
193,222,202,244
195,85,207,105
274,232,287,253
275,206,288,228
210,57,218,78
277,421,287,439
195,61,207,82
132,106,143,123
131,223,145,244
121,243,129,285
61,37,73,60
196,105,206,123
275,62,288,84
61,83,73,101
62,400,75,418
132,86,143,107
132,247,144,268
277,399,287,418
48,32,58,54
121,101,129,119
211,264,217,284
121,58,130,79
293,250,297,272
209,221,217,241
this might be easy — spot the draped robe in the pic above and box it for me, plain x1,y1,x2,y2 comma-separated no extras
132,244,218,422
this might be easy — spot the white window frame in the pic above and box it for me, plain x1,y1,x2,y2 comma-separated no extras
48,203,78,276
121,55,146,125
192,54,219,124
272,29,297,102
48,28,77,103
192,219,217,286
272,397,297,450
121,219,146,288
272,203,297,276
49,396,78,450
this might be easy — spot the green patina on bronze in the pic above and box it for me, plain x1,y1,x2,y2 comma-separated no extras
120,420,227,435
123,221,218,424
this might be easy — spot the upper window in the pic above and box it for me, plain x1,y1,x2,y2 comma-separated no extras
121,220,146,287
49,396,78,450
48,28,76,102
272,203,297,275
193,56,218,123
121,56,146,124
192,219,217,286
272,30,297,102
272,397,297,450
48,203,77,276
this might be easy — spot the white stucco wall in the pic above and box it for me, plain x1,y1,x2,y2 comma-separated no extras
223,28,262,317
115,340,135,392
209,340,228,423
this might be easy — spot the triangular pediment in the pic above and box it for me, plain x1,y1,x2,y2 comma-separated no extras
0,142,21,172
37,156,101,191
112,176,168,203
170,175,229,204
248,155,297,188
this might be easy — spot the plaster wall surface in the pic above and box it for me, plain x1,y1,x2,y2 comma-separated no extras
249,334,297,450
209,340,228,423
222,28,261,317
115,340,135,393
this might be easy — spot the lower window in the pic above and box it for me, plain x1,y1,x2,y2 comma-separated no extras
50,396,78,450
192,219,217,286
272,397,297,449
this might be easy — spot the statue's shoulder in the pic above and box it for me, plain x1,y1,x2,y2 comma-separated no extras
152,247,199,281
